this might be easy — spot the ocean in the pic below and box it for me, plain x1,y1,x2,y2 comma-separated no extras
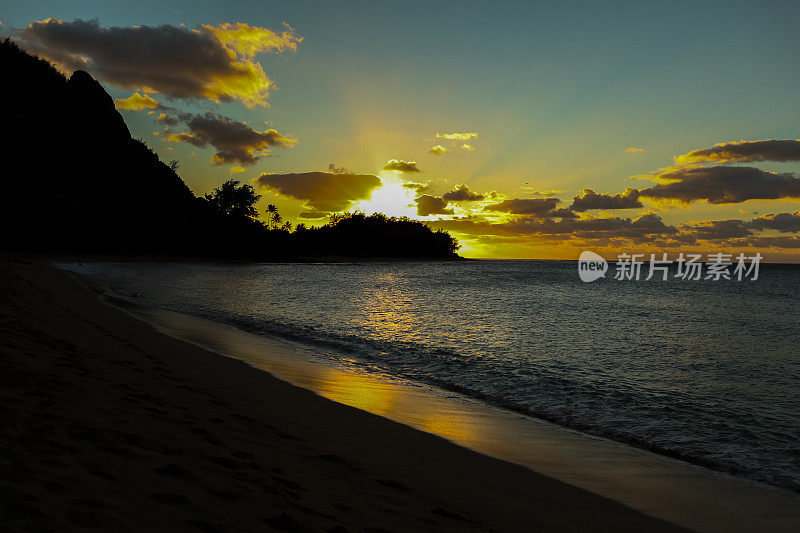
60,260,800,493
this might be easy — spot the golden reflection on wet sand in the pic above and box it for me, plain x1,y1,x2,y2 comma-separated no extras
110,296,800,533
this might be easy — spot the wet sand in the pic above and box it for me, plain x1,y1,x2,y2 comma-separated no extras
108,294,800,533
0,260,734,530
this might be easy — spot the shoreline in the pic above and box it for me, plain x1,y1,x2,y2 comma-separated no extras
8,252,800,265
84,266,800,532
4,252,471,265
0,259,686,531
56,259,800,497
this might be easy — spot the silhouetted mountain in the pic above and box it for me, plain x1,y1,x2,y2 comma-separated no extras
0,38,460,260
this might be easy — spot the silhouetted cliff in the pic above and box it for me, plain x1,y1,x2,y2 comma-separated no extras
0,38,201,253
0,39,460,259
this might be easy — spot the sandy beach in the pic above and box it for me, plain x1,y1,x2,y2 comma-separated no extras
4,2,800,530
0,259,689,531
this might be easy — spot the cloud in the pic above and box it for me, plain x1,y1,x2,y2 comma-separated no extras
414,195,453,216
166,112,296,165
157,112,180,126
520,213,677,238
745,236,800,249
115,92,161,110
429,145,448,155
483,197,563,216
461,143,475,152
522,188,566,195
679,219,753,240
383,159,421,172
746,211,800,233
17,18,301,108
548,208,579,219
640,166,800,205
442,184,484,202
402,181,429,193
677,139,800,164
202,22,300,57
626,147,644,153
255,171,382,212
436,132,478,141
570,187,643,211
229,165,245,175
431,213,677,240
299,210,330,219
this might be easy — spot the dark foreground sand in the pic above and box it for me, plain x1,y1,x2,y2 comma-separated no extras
0,260,685,532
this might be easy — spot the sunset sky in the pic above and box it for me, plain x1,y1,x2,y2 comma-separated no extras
4,1,800,259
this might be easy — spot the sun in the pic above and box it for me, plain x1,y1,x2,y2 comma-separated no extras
352,173,418,218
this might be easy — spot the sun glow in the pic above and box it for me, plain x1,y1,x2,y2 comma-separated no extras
351,174,418,218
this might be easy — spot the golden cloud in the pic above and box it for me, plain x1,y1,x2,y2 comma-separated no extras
383,159,421,172
17,18,301,108
114,91,161,110
436,132,478,141
202,22,301,57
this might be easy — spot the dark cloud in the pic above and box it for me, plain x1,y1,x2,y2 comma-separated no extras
255,171,381,212
745,236,800,249
679,219,753,240
17,18,300,107
513,213,678,239
549,208,579,219
570,187,643,211
167,112,296,165
383,159,421,172
442,184,484,202
431,213,677,241
640,166,800,205
432,211,799,248
483,197,563,216
299,210,330,219
677,139,800,164
157,112,181,126
746,211,800,233
414,195,453,216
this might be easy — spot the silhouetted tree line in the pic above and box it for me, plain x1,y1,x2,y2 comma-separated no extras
0,38,460,260
200,179,460,258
